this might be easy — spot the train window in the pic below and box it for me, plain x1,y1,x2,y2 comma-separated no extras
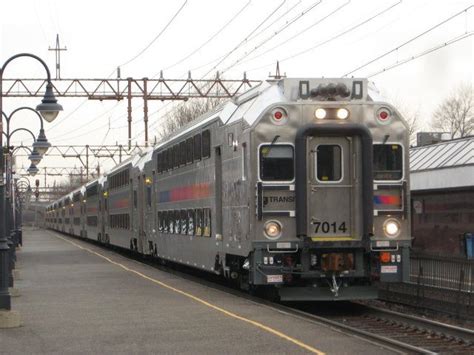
259,145,294,181
195,209,203,236
157,212,162,232
133,190,138,209
174,145,180,169
146,186,152,207
203,208,211,237
180,141,186,166
157,153,161,173
174,210,181,234
168,211,174,233
202,130,211,158
187,210,195,236
373,144,403,180
316,145,342,182
194,134,202,161
162,212,167,233
186,138,193,163
180,210,187,235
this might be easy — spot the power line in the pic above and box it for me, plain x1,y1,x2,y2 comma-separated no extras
367,31,474,78
156,0,252,75
248,0,402,72
200,0,288,78
235,0,351,68
116,1,188,69
222,0,331,73
343,5,474,77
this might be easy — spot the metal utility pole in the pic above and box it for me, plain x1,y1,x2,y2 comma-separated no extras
48,34,67,80
1,75,258,148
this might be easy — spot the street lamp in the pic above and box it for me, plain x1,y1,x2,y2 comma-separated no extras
2,107,53,156
27,163,39,177
27,149,42,165
36,83,63,122
0,53,61,319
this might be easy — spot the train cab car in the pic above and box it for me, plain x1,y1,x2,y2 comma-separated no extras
148,77,410,301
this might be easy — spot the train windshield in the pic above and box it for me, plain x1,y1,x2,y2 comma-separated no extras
259,144,294,181
373,144,403,180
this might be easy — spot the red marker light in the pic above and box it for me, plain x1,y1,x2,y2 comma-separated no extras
376,107,391,124
271,107,288,125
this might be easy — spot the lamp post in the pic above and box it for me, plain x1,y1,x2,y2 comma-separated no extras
0,53,62,322
3,126,43,250
14,178,32,247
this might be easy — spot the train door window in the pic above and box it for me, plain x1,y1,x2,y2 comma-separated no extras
202,130,211,159
195,209,203,236
187,209,195,235
259,144,294,181
180,210,187,235
203,208,211,237
194,134,202,161
180,141,186,166
373,144,403,180
315,145,342,182
133,190,138,208
146,186,152,208
186,138,193,163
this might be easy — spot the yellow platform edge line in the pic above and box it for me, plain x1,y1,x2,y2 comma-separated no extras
50,232,325,355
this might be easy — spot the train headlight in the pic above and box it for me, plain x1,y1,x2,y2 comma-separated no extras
264,220,282,239
336,108,349,119
315,108,327,119
383,218,401,238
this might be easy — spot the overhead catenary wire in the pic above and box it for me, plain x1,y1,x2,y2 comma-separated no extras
343,5,474,77
221,0,323,74
248,0,402,72
235,0,351,68
200,0,288,79
367,31,474,78
156,0,253,75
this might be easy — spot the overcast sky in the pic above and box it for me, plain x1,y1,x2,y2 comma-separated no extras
1,0,473,187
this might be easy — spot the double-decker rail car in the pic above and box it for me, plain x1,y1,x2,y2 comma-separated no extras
47,77,411,301
105,160,133,249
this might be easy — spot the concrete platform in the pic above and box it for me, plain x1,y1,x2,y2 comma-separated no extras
2,228,394,354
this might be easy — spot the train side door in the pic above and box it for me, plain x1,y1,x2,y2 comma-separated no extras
137,174,145,253
307,136,362,241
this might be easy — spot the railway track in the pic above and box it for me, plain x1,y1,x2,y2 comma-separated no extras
288,302,474,354
66,233,474,354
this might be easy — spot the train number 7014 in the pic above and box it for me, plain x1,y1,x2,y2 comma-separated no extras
313,221,347,234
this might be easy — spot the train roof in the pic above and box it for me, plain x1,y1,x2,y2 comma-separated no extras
132,148,154,170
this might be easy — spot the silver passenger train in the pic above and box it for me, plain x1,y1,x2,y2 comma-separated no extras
46,77,411,301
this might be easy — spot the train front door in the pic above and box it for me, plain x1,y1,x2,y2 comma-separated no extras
306,136,362,241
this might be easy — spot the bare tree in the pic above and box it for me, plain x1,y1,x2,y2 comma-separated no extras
158,97,225,140
431,83,474,139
